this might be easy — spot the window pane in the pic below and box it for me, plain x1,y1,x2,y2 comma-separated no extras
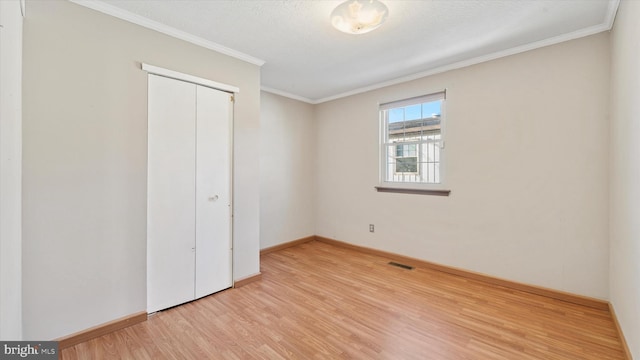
422,100,442,117
396,157,418,173
404,104,422,120
389,108,404,123
381,93,445,185
408,144,417,156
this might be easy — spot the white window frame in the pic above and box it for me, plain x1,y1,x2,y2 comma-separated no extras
378,91,448,192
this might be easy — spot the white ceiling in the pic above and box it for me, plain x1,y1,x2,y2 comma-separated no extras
78,0,618,103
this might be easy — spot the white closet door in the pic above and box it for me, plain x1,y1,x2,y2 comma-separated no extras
147,75,197,313
195,85,233,298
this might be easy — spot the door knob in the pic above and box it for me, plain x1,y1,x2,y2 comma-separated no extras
208,195,219,201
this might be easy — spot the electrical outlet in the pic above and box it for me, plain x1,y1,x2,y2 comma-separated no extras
369,224,375,233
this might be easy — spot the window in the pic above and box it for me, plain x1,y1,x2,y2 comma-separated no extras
380,91,445,187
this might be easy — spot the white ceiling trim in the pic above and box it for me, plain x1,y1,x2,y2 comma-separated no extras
70,0,619,105
605,0,622,28
69,0,266,67
260,86,315,104
313,16,618,104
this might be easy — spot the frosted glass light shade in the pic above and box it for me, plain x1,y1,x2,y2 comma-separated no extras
331,0,389,35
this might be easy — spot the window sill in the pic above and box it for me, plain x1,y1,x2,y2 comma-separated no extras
374,186,451,196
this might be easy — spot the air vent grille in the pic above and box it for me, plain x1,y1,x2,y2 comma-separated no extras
388,261,414,270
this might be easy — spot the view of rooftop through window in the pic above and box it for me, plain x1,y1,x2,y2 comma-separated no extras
388,101,441,123
381,94,444,185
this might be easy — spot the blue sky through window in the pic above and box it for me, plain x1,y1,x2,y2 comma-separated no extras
389,100,442,123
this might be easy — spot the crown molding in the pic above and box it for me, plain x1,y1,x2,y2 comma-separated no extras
69,0,619,105
260,86,315,104
313,19,617,104
605,0,621,29
69,0,265,67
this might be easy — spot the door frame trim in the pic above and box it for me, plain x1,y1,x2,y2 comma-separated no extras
142,63,239,94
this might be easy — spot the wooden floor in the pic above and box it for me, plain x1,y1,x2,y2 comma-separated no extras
61,241,626,359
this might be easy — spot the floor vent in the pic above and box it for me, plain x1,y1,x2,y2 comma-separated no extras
388,261,414,270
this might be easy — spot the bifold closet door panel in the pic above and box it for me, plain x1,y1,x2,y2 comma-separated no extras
195,85,233,299
147,75,197,313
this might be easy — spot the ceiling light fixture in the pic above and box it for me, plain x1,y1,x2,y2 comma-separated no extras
330,0,389,35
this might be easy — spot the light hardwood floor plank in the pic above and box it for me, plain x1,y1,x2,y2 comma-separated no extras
61,240,626,359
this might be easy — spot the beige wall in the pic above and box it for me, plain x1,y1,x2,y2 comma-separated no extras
22,0,260,340
260,92,316,249
0,0,23,340
315,33,610,299
609,0,640,357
